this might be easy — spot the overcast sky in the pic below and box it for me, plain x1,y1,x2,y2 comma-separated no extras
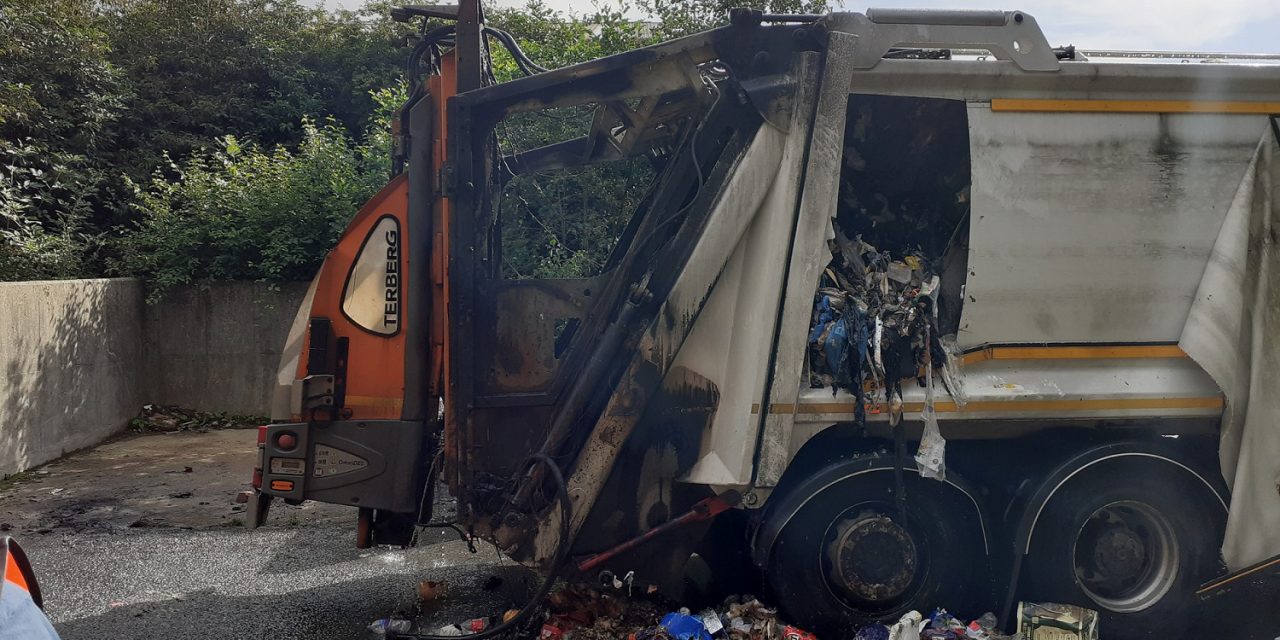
313,0,1280,53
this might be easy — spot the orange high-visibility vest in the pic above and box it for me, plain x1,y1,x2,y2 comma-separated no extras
1,537,41,608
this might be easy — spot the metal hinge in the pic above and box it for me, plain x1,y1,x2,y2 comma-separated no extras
292,374,335,412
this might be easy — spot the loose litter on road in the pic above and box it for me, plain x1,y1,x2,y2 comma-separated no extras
370,581,1071,640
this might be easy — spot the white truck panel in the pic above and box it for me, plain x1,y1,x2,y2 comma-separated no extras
671,123,797,486
960,109,1268,347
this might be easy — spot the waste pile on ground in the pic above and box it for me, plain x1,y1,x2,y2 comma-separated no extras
367,582,1071,640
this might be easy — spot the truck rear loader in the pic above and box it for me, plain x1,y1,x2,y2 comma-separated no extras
250,5,1280,636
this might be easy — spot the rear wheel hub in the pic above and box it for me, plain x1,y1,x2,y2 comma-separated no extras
827,514,918,603
1073,501,1179,613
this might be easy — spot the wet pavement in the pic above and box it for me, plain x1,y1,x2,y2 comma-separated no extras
0,429,527,640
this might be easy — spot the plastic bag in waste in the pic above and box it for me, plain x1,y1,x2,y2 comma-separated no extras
915,349,946,481
368,618,413,636
660,612,712,640
887,611,923,640
916,402,946,480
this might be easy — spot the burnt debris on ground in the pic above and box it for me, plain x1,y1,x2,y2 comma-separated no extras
366,582,1077,640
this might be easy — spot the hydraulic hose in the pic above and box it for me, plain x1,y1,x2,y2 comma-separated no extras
408,25,459,86
483,27,548,74
389,453,573,640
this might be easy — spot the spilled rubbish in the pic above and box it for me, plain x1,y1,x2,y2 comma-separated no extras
859,608,1021,640
368,618,413,636
807,219,967,479
372,580,1053,640
657,611,713,640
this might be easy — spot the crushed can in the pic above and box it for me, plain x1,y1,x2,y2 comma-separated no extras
781,625,817,640
540,623,565,640
1015,602,1099,640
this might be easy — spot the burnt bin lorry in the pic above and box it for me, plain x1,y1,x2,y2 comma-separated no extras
250,4,1280,637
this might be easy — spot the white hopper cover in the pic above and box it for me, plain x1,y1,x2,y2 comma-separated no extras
1180,122,1280,570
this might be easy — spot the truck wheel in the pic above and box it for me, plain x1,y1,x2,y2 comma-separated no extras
1023,458,1226,637
764,467,985,635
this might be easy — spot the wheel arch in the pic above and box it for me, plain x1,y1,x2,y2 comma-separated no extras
751,453,991,568
1015,441,1229,558
1000,439,1230,620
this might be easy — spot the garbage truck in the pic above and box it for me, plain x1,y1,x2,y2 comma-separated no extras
250,4,1280,636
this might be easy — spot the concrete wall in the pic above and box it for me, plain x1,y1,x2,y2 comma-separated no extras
0,278,309,476
0,279,146,476
145,281,309,415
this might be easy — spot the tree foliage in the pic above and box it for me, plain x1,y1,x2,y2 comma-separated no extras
0,0,829,287
102,0,328,181
0,0,121,279
111,87,401,300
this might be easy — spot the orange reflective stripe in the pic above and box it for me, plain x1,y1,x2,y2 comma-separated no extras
5,549,30,593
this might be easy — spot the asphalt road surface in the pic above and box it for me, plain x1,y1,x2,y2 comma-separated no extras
0,429,530,640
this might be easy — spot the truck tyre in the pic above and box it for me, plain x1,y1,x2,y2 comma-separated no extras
1022,457,1226,637
764,464,986,635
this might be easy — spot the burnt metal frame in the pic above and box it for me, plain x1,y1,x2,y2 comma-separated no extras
445,19,822,515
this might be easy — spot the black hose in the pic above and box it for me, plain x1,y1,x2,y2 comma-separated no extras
389,453,573,640
408,24,459,86
483,26,548,74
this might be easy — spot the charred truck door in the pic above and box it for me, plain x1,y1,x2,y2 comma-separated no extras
441,13,824,571
254,6,827,553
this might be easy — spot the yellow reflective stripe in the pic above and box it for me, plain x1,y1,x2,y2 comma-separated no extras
960,344,1187,366
991,99,1280,114
753,396,1223,415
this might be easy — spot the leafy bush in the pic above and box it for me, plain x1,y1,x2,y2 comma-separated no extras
0,0,123,279
3,0,830,285
111,113,393,300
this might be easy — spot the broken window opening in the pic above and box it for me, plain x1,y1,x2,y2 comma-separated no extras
498,158,657,279
807,94,971,419
494,94,708,279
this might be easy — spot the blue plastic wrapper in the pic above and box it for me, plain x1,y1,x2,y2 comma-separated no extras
660,612,712,640
929,608,964,632
807,296,835,345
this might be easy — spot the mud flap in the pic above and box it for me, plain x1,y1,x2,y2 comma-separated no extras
248,492,273,528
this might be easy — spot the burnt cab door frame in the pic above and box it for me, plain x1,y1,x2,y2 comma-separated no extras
442,19,810,522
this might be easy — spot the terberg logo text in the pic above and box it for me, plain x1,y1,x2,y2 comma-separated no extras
384,228,399,329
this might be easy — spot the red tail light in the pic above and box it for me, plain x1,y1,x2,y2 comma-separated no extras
256,425,268,445
252,467,263,489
